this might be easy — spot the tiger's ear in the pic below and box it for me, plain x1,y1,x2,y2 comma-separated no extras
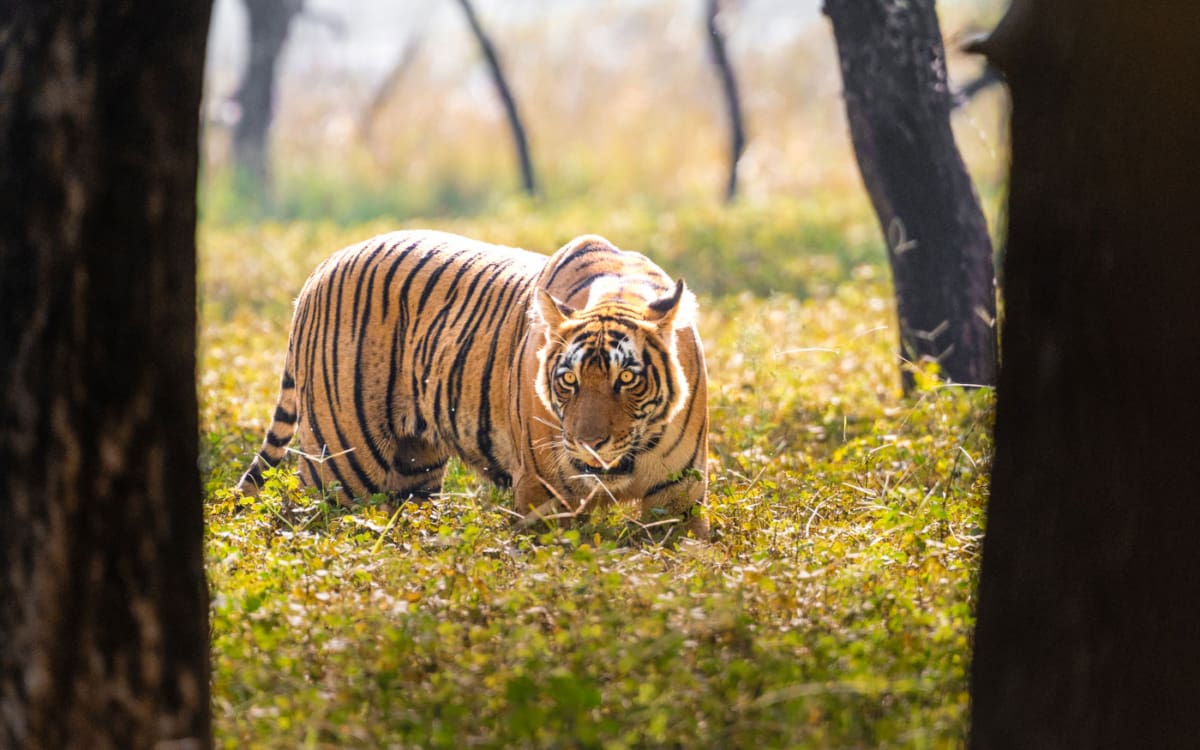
645,279,696,331
533,288,575,329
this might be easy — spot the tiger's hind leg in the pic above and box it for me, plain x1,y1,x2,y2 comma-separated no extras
385,436,450,503
237,368,301,497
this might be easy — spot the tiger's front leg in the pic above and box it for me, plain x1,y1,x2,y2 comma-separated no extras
641,469,709,541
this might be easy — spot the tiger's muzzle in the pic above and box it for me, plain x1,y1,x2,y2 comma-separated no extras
569,453,636,477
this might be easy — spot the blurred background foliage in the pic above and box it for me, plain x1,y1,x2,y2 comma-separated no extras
201,0,1008,244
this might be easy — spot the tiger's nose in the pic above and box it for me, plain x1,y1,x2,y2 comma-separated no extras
576,435,609,450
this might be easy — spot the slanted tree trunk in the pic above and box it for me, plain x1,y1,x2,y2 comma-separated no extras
824,0,997,392
358,34,424,141
970,2,1200,746
0,2,212,747
705,0,746,202
233,0,302,203
454,0,538,197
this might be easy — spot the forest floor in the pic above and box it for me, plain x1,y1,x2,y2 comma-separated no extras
199,201,992,748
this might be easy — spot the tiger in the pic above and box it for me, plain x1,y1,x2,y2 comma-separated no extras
237,230,709,539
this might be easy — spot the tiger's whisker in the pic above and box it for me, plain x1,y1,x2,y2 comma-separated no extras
578,441,615,471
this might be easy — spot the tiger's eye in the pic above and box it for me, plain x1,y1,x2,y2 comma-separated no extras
560,371,578,386
618,369,636,384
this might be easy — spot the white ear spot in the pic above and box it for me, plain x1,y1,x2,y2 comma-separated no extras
645,279,697,331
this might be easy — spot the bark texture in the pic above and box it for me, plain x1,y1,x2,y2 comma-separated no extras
455,0,538,197
705,0,746,202
232,0,302,200
825,0,997,391
0,2,212,748
971,2,1200,747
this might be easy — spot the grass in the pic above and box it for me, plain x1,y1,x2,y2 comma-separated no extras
199,5,1004,742
200,201,993,748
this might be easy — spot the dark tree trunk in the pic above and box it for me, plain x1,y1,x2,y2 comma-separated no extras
824,0,997,392
970,2,1200,747
454,0,538,197
233,0,302,202
705,0,746,202
0,2,212,748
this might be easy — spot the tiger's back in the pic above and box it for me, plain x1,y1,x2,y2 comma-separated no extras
239,230,709,537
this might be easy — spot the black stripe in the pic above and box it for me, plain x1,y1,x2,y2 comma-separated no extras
432,380,444,431
298,456,321,489
645,471,689,499
329,251,357,410
281,371,295,389
380,237,423,320
392,458,448,477
256,449,280,468
265,431,289,448
243,464,264,488
573,314,642,329
545,241,618,287
310,301,378,495
314,265,336,415
385,243,443,435
273,405,297,424
392,486,439,502
415,249,470,320
643,341,677,421
646,437,704,502
474,271,529,473
655,328,704,457
349,240,388,339
446,275,502,444
350,248,395,476
410,370,427,433
444,261,518,444
413,253,486,379
565,271,614,301
484,468,512,488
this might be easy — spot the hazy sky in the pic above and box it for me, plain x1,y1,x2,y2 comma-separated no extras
206,0,826,84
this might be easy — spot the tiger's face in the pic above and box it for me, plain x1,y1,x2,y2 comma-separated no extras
533,281,694,480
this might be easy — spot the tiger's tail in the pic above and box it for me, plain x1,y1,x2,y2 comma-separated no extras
236,358,300,496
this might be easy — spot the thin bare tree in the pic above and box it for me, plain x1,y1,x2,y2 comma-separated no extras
705,0,747,202
454,0,538,196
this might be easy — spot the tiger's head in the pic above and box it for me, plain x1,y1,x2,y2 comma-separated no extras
532,279,695,480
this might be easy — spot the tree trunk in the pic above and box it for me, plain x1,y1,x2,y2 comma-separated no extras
970,2,1200,747
233,0,302,203
454,0,538,197
952,64,1002,110
0,3,212,748
358,34,424,141
705,0,746,203
824,0,997,392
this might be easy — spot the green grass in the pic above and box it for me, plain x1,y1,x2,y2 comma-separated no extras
200,203,992,748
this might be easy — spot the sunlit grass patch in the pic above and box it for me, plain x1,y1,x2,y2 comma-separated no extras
200,215,990,748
